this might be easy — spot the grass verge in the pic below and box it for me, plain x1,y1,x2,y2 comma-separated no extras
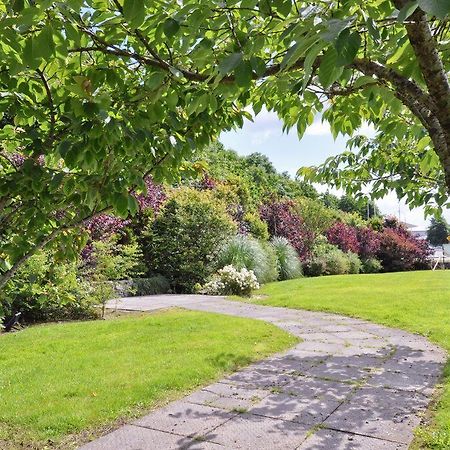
0,308,296,449
238,270,450,449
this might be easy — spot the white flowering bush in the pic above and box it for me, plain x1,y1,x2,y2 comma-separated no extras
202,265,259,297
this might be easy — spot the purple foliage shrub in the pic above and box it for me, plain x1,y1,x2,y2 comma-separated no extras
260,199,313,261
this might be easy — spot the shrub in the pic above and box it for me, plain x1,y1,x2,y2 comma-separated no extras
142,188,236,292
296,197,338,236
304,239,350,276
216,235,278,284
324,248,351,275
361,258,382,273
326,222,360,254
83,236,145,281
377,227,431,272
202,265,259,296
346,252,362,274
242,211,270,240
356,227,381,259
1,251,99,324
271,237,302,280
260,199,314,261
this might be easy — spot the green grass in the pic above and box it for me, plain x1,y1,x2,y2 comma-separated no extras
239,270,450,448
0,309,296,449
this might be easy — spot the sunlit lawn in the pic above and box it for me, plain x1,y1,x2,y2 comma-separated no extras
0,309,296,449
239,270,450,448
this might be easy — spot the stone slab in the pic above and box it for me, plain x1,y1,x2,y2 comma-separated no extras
298,428,408,449
133,402,235,437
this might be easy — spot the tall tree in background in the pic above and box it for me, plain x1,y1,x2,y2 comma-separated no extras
1,0,450,286
427,218,450,246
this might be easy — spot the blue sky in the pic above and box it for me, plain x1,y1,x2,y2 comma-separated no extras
220,109,449,229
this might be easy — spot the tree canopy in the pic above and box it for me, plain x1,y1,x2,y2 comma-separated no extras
427,217,450,246
1,0,450,286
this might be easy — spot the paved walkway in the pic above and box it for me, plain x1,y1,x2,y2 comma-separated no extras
80,295,446,450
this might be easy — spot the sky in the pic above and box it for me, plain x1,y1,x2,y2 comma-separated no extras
220,109,450,229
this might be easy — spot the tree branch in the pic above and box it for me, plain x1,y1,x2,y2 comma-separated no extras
36,68,56,147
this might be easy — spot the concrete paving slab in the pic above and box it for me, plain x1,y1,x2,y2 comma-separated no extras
248,391,342,425
324,386,429,443
81,294,447,450
78,425,195,449
211,412,310,449
133,402,236,437
298,428,408,449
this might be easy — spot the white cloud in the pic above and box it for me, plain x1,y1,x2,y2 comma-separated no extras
304,121,331,136
250,129,275,145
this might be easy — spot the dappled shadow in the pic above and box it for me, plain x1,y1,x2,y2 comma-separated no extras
156,344,446,449
82,297,447,449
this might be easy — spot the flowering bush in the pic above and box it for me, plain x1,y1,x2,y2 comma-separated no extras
202,265,259,296
260,199,313,261
326,222,360,254
217,235,277,283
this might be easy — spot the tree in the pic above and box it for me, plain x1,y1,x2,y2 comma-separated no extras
338,195,380,219
427,217,450,246
1,0,450,286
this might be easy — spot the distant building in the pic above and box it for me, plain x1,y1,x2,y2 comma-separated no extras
402,222,427,240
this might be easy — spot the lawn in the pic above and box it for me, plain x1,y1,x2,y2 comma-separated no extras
0,309,296,449
241,270,450,448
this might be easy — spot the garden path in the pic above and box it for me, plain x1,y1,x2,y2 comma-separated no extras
80,295,446,450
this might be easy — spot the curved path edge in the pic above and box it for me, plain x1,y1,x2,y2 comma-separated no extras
80,295,447,450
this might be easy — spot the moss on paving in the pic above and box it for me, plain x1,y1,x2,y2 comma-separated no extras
237,270,450,449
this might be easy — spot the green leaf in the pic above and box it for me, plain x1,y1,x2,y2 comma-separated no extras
335,31,361,66
145,71,166,90
34,26,55,60
250,56,266,77
112,193,129,217
128,194,139,215
123,0,145,28
163,18,180,38
23,38,39,69
321,17,354,42
218,53,243,76
366,18,380,44
397,1,418,22
302,41,325,92
318,47,344,88
418,0,450,18
234,60,253,87
273,0,292,17
281,34,319,70
353,76,376,88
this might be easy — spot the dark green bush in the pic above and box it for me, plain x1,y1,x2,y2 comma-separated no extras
142,188,236,292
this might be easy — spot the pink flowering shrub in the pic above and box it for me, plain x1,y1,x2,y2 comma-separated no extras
260,200,314,261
